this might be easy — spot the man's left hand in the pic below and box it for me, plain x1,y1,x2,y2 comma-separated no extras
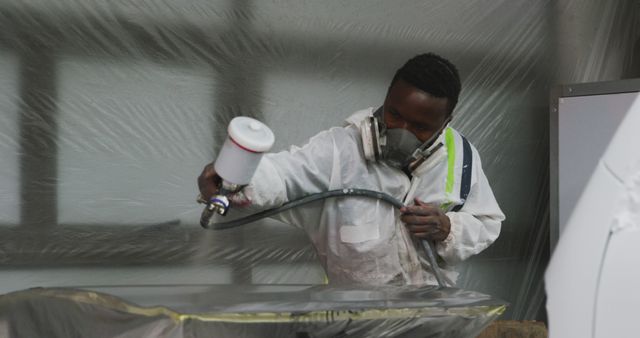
401,198,451,242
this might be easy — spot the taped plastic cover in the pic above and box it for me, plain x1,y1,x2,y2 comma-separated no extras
0,0,638,334
0,285,506,338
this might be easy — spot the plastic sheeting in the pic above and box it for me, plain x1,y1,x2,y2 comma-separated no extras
0,0,638,328
0,285,506,338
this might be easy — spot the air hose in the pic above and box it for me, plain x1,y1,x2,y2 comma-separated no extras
200,188,448,288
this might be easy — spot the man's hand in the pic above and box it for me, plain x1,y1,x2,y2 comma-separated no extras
197,163,222,202
401,198,451,242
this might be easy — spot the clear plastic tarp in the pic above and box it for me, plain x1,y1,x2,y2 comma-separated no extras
0,0,638,335
0,285,506,338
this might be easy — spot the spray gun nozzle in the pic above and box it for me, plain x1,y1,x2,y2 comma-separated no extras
199,194,230,227
198,181,242,227
209,195,230,215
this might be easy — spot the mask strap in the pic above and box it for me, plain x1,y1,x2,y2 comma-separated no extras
373,105,386,134
414,115,452,155
404,115,452,171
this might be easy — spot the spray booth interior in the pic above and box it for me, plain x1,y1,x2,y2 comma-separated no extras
0,0,638,337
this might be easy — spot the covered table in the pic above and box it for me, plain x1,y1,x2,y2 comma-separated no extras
0,284,506,337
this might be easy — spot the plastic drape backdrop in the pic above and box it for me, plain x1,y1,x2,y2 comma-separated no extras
0,0,638,324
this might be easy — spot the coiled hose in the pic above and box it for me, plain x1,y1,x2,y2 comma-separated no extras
200,188,448,288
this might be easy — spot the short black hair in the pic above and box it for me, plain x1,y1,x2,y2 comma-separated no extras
390,53,461,114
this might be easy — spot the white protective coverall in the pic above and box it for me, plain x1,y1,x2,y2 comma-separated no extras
237,108,505,286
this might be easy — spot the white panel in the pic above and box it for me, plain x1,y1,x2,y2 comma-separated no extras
546,163,623,338
594,101,640,338
603,96,640,180
557,92,638,233
595,231,640,337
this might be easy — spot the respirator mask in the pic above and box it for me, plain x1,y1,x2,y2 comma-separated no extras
360,106,450,171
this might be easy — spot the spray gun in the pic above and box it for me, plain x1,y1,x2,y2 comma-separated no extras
199,116,275,224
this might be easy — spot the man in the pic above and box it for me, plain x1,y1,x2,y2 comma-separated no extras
198,53,504,286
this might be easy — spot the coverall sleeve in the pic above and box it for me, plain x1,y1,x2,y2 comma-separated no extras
239,128,339,209
436,149,505,265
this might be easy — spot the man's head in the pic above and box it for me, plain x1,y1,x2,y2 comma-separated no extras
383,53,461,143
390,53,461,114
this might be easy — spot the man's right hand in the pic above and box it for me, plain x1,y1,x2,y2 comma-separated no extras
197,163,222,202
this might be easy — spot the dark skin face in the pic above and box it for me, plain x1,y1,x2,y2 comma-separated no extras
382,79,450,143
384,79,452,242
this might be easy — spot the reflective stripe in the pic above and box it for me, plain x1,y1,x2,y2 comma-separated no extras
444,128,473,212
445,128,456,195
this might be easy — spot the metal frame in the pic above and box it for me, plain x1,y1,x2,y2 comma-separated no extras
549,78,640,251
